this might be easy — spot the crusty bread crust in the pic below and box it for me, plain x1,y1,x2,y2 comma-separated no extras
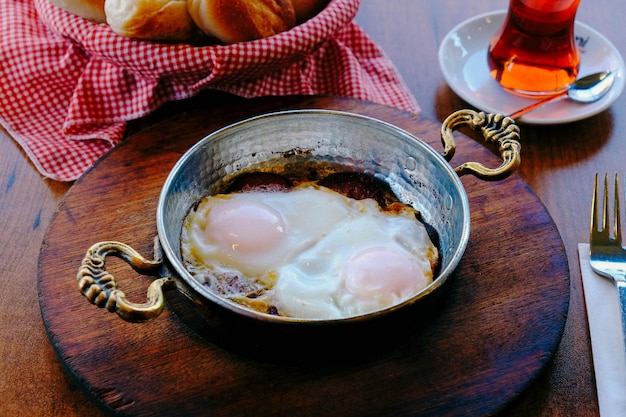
48,0,106,22
105,0,197,42
188,0,296,44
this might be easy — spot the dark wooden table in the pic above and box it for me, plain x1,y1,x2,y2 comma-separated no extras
1,0,623,416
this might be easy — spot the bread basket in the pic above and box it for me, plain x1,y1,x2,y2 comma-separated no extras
35,0,388,105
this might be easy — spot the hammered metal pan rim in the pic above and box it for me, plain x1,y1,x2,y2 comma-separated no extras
156,109,471,324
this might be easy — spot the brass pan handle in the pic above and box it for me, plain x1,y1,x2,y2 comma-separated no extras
77,240,176,322
440,110,521,180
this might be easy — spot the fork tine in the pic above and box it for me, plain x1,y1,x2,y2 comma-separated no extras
603,172,610,234
591,172,599,235
590,173,623,245
615,172,622,244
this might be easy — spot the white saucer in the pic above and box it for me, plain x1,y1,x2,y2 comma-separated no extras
438,10,626,124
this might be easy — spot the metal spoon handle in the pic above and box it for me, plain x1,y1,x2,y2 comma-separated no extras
507,71,613,120
507,92,567,119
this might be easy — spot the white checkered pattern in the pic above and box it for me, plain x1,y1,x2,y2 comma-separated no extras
0,0,419,181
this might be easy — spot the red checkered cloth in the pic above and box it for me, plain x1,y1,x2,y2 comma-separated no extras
0,0,419,182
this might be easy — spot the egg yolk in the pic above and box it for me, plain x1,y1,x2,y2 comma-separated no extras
344,246,430,300
205,199,286,257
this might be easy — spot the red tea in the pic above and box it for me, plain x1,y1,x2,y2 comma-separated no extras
488,0,581,96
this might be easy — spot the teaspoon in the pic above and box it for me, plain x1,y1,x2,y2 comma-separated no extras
508,70,615,119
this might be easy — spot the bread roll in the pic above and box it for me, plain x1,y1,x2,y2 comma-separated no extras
105,0,197,42
188,0,296,44
48,0,106,23
290,0,328,23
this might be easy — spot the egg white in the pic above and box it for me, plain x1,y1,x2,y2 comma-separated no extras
181,184,438,319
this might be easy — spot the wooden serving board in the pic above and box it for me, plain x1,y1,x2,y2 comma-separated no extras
38,95,569,417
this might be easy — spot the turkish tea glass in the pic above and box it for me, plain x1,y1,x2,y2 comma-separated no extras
488,0,581,97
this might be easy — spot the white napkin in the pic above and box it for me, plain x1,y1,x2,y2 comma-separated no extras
579,243,626,417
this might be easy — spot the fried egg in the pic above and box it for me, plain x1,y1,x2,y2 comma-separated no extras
181,183,438,320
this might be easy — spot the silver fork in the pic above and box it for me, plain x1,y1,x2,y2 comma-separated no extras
590,172,626,361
